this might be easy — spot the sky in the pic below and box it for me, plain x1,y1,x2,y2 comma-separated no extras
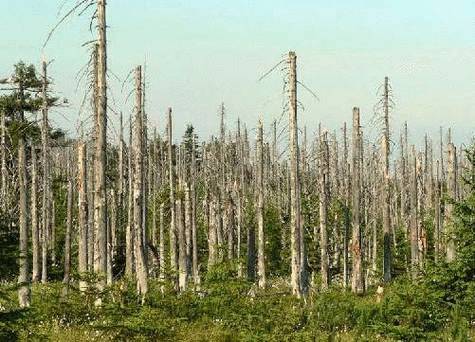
0,0,473,147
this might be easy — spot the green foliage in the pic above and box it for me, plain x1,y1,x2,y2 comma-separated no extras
1,274,473,341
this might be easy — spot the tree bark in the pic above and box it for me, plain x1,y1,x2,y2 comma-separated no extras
133,65,148,299
382,77,392,282
18,138,30,308
351,107,364,294
63,174,73,290
446,143,457,262
167,108,178,287
320,132,330,290
41,61,49,284
256,119,266,288
288,51,303,296
31,145,40,282
78,140,88,291
94,0,108,299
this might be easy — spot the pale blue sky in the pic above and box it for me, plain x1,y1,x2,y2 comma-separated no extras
0,0,473,146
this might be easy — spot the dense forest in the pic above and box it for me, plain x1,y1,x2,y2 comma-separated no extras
0,1,474,341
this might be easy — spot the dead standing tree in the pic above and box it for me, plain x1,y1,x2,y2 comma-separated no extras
132,66,148,298
373,77,393,283
93,0,108,298
256,119,266,288
351,107,364,294
288,51,305,296
18,137,30,307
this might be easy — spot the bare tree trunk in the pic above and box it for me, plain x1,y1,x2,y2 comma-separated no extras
51,200,56,265
191,135,200,285
288,51,303,296
382,77,392,282
159,203,166,280
320,132,330,290
41,61,49,284
208,197,218,269
107,189,116,285
177,198,188,291
18,138,30,307
0,109,7,214
342,122,350,288
256,119,266,288
351,107,364,294
410,146,419,276
434,160,441,262
133,66,148,299
94,0,108,298
446,143,457,262
167,108,178,287
63,173,73,290
126,115,134,277
185,185,192,280
31,145,40,282
78,140,88,291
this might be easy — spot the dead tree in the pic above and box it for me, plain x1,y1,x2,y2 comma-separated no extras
191,134,200,285
410,146,419,275
319,132,330,290
133,66,148,298
125,114,134,277
93,0,108,296
159,203,166,280
434,160,441,262
0,109,7,215
256,119,266,288
351,107,364,294
167,108,178,286
288,51,304,296
78,140,88,291
31,145,40,282
446,143,457,262
342,122,350,288
41,61,50,284
18,138,30,308
63,170,73,290
177,198,188,291
381,77,392,282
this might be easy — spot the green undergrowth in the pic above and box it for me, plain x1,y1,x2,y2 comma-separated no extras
0,264,473,341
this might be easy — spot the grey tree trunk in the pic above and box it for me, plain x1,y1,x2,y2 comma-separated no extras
288,51,303,296
446,143,457,262
351,107,364,294
18,138,30,308
63,174,73,290
94,0,108,297
41,61,49,284
51,200,56,265
159,203,166,280
434,160,441,262
126,115,134,277
185,185,192,279
410,146,419,275
78,140,88,291
208,197,218,269
320,132,330,290
0,109,6,213
340,123,350,288
256,119,266,288
382,77,392,282
191,135,200,285
167,108,178,287
177,198,188,291
31,145,40,282
133,65,148,299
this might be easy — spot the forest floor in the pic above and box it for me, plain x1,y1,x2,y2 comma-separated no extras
0,266,473,341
